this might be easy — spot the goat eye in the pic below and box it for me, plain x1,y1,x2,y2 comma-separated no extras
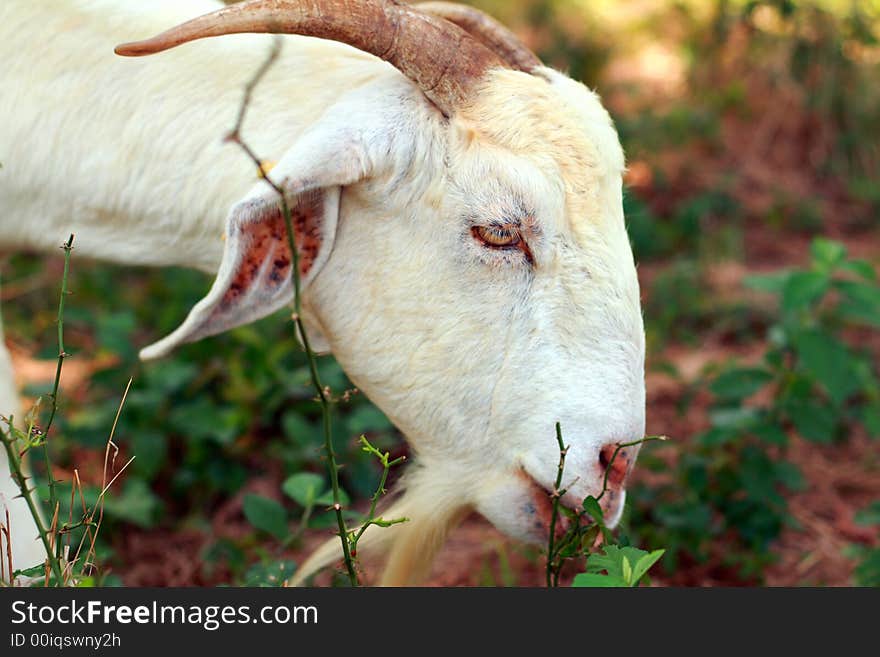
472,225,521,248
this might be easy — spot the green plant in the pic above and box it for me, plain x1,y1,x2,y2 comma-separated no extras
572,545,666,588
1,236,133,587
6,253,397,586
631,238,879,580
545,424,667,588
240,434,406,584
743,238,880,442
845,501,880,587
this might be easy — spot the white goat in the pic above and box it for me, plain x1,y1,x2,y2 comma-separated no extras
0,0,645,586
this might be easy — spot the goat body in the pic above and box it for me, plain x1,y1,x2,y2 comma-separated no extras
1,0,412,577
1,0,395,271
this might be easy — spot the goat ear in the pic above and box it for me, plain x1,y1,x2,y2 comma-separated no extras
140,185,340,360
139,98,393,360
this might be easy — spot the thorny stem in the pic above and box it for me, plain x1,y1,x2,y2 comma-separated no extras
41,234,74,543
1,234,135,586
0,234,75,584
0,419,63,584
596,435,668,503
546,422,568,587
227,38,357,585
3,508,12,585
350,437,407,558
545,429,669,587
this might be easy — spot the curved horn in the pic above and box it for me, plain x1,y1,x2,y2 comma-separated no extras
414,2,541,72
115,0,506,116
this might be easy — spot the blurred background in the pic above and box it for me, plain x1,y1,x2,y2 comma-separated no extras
2,0,878,586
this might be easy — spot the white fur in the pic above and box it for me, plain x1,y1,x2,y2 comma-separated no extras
0,0,645,585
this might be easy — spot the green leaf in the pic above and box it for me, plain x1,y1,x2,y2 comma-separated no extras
346,405,393,434
282,472,325,508
853,549,880,587
840,259,877,282
130,430,168,480
710,367,772,401
14,564,48,578
774,460,805,491
242,560,297,587
854,502,880,527
579,524,601,552
95,312,137,357
782,271,828,313
84,479,163,529
168,399,243,445
142,360,198,394
281,411,317,447
315,487,350,507
242,494,289,540
788,401,836,444
863,404,880,439
793,330,860,406
743,271,791,294
709,407,760,430
697,426,738,447
585,545,651,580
571,573,628,587
752,422,789,447
582,496,605,524
369,516,409,528
835,280,880,327
631,549,666,585
838,300,880,328
810,238,846,270
621,556,633,585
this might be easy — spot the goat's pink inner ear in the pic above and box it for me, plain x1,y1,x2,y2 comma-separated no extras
139,189,328,360
219,190,324,314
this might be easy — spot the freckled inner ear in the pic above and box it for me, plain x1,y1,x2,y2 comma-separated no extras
139,189,329,360
220,190,325,314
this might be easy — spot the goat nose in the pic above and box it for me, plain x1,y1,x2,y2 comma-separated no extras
598,444,632,488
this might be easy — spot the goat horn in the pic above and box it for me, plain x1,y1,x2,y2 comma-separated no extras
414,2,541,72
115,0,506,116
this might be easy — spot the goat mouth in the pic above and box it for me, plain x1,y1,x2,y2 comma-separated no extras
520,472,576,541
519,470,625,538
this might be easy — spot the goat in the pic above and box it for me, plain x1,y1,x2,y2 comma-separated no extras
0,0,645,586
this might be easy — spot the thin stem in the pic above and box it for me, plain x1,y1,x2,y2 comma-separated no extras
596,435,668,503
351,437,407,554
3,508,12,585
41,234,74,530
0,420,63,584
546,430,669,587
226,37,357,585
546,422,568,587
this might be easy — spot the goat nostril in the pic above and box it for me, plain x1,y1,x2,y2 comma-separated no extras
598,444,630,487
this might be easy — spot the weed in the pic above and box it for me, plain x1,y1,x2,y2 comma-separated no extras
546,424,667,588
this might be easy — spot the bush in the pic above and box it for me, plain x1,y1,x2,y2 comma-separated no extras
630,238,879,580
